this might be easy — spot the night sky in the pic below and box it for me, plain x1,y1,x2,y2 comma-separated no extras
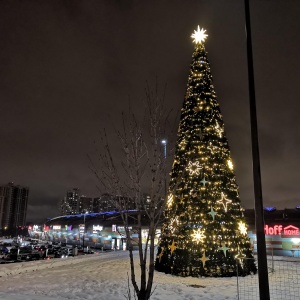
1,0,299,223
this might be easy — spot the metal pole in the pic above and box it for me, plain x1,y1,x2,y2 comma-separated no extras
236,260,240,300
244,0,270,299
83,214,85,252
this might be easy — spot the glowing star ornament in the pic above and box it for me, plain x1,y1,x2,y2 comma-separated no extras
235,253,246,267
198,251,210,267
200,177,208,186
238,221,248,235
169,240,177,255
218,244,230,257
217,192,232,212
191,26,208,44
208,207,217,220
191,228,205,244
187,161,202,176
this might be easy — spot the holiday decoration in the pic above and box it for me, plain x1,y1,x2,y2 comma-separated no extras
200,177,208,186
208,207,217,220
169,240,177,255
187,161,202,176
198,251,210,267
155,26,257,277
216,192,232,212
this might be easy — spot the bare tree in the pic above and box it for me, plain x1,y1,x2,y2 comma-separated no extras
89,84,173,300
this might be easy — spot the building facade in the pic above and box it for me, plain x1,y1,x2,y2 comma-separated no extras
92,195,114,212
60,188,81,215
31,207,300,257
0,182,29,230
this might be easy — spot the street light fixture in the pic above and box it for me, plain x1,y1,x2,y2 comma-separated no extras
161,139,167,159
161,139,167,197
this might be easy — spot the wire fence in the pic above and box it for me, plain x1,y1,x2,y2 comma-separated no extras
237,253,300,300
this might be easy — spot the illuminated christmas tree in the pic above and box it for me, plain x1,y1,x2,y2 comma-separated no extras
155,26,257,277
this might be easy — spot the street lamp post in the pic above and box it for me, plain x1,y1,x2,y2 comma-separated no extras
161,139,167,159
161,139,167,197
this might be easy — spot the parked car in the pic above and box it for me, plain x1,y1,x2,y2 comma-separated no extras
33,245,47,258
54,247,69,258
8,246,40,261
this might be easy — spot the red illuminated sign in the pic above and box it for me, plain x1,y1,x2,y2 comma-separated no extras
264,224,299,236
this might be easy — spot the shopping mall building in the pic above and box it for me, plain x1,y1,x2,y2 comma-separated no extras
29,207,300,257
245,207,300,257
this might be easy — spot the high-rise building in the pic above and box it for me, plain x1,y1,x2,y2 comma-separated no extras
60,188,81,215
93,194,115,212
80,195,93,213
0,182,29,230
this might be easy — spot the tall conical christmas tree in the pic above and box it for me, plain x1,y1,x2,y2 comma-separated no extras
155,26,257,277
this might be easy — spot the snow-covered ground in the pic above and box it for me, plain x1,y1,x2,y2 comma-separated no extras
0,251,299,299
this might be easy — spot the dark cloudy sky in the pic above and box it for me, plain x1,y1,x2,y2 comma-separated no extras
1,0,299,223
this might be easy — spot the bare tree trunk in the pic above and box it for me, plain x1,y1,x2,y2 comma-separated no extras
89,83,174,300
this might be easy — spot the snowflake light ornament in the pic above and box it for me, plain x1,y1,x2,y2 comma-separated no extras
187,161,202,176
238,221,248,235
191,228,205,244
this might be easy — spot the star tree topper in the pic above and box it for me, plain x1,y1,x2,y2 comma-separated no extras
191,26,208,44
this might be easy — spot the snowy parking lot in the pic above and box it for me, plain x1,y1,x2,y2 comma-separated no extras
0,250,239,300
1,251,299,299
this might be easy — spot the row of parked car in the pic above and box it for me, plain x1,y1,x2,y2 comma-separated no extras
0,240,93,263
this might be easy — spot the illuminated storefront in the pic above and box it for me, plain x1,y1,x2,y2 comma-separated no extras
246,208,300,257
42,210,156,251
28,208,300,257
